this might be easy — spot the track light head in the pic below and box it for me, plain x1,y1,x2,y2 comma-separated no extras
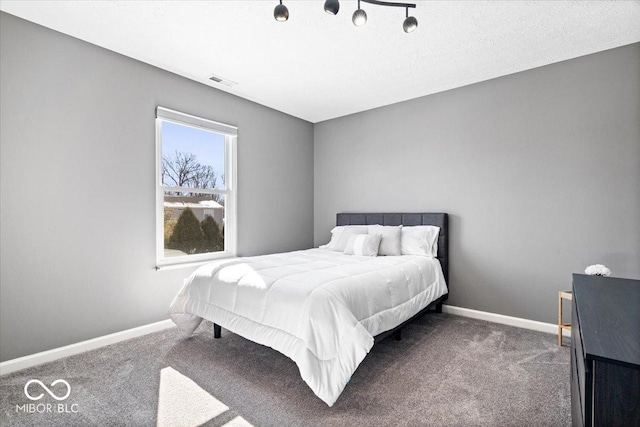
274,1,289,22
324,0,340,15
403,15,418,33
352,8,367,27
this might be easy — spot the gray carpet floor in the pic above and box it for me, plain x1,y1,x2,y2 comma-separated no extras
0,313,570,426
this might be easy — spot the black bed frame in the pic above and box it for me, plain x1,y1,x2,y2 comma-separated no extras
213,212,449,342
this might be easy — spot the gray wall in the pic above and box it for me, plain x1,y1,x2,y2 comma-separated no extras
314,43,640,324
0,13,314,362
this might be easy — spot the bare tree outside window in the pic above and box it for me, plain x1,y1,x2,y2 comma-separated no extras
162,150,224,204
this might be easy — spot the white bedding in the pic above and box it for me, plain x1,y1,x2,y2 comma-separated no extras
168,248,447,406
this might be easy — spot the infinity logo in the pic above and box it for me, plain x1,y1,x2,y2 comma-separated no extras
24,379,71,401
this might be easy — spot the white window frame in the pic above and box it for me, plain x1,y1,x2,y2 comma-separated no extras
155,106,237,269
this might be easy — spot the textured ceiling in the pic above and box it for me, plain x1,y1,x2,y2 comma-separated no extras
1,1,639,123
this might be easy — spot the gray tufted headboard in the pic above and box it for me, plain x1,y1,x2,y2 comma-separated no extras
336,212,449,286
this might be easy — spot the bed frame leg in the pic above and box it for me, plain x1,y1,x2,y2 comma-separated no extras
394,329,402,341
213,323,221,339
435,302,443,313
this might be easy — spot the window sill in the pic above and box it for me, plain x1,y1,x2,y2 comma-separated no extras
155,254,237,271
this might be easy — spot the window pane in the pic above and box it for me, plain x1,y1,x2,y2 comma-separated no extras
161,121,225,190
163,193,226,257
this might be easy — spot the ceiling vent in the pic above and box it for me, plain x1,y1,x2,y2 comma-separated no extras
208,74,237,87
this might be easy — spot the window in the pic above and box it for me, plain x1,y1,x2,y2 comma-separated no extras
156,107,237,267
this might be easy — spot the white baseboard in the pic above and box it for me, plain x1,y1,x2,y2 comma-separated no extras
442,304,570,337
0,319,176,376
1,306,569,376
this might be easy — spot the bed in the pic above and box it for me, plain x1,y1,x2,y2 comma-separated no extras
168,212,449,406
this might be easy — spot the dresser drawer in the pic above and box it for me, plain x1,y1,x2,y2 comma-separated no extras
571,346,584,427
571,294,588,424
572,296,585,361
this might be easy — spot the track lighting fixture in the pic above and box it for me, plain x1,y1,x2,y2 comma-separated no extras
273,0,289,22
403,7,418,33
274,0,418,33
352,0,367,27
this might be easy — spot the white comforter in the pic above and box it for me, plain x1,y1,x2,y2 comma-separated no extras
168,248,447,406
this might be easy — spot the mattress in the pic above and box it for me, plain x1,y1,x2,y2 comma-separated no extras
168,248,448,406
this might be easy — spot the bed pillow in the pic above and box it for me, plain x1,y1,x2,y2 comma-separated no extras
319,226,367,251
368,225,402,256
401,225,440,257
319,226,343,250
344,234,382,257
333,227,369,252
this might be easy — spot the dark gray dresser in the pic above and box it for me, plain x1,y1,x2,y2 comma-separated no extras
571,274,640,427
